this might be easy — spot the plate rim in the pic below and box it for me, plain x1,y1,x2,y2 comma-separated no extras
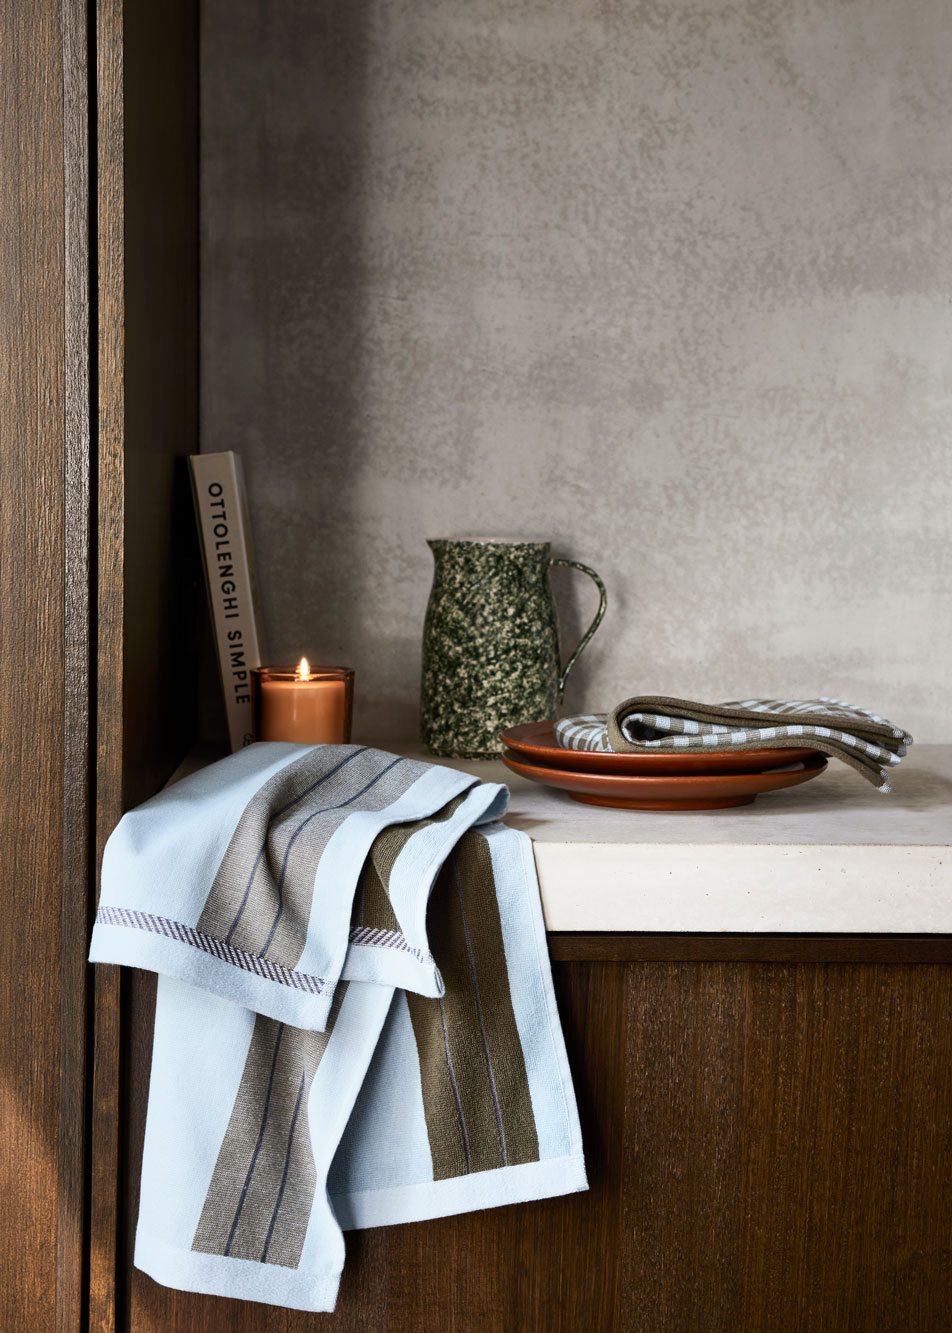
500,747,828,792
499,720,823,773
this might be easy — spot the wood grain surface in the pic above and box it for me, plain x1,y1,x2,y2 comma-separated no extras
548,932,952,964
122,960,952,1331
89,0,125,1327
59,0,93,1329
0,1,92,1328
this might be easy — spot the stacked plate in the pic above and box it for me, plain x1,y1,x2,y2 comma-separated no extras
499,722,827,810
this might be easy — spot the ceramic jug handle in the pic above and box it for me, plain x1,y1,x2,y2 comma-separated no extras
550,558,608,702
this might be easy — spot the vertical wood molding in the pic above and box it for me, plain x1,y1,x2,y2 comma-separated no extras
0,1,66,1327
0,0,94,1328
0,0,196,1325
89,0,124,1328
58,0,93,1327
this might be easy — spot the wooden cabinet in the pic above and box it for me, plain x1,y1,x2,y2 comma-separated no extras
0,1,197,1328
115,940,952,1332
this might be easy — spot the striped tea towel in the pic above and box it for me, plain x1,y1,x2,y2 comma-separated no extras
555,697,912,791
88,743,586,1312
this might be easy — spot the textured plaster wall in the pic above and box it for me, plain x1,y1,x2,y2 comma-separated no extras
202,0,952,742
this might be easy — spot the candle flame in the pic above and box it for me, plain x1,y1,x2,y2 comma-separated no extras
297,656,311,681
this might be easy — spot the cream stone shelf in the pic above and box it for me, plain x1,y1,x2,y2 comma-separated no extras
371,742,952,934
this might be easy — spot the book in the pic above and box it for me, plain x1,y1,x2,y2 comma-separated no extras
188,451,266,751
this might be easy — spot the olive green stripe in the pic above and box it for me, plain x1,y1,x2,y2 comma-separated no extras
354,792,469,935
254,984,350,1268
192,984,347,1268
356,855,398,932
406,983,470,1180
219,1020,321,1265
197,746,342,942
408,834,540,1179
262,756,417,965
199,749,419,967
429,853,506,1174
456,833,539,1167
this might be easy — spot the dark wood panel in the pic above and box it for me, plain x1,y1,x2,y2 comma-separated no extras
59,0,94,1328
0,0,92,1329
90,0,125,1324
624,961,952,1330
121,972,155,1333
548,932,952,965
622,962,747,1329
121,961,952,1331
91,0,200,1328
735,964,952,1329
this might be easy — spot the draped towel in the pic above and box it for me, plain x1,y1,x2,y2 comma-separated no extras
89,742,586,1312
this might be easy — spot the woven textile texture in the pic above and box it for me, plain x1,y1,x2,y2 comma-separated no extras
89,742,586,1311
555,697,912,790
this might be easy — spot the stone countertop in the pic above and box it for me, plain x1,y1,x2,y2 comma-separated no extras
362,741,952,934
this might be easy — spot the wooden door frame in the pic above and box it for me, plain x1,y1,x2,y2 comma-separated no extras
0,0,93,1328
90,2,125,1324
0,0,197,1327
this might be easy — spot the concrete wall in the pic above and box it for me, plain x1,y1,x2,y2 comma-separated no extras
202,0,952,743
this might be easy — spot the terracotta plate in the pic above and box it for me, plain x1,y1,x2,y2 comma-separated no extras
500,749,828,810
499,721,821,775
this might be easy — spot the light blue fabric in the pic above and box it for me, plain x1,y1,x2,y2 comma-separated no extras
90,743,587,1312
100,742,310,923
138,976,257,1245
327,991,435,1200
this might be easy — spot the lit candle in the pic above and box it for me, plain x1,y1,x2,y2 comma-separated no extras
251,659,354,744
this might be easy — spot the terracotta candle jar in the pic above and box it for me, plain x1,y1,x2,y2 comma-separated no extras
252,660,354,744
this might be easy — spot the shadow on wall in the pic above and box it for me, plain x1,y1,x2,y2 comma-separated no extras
201,4,620,742
202,0,379,719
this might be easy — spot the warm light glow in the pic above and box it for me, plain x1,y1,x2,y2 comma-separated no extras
297,656,311,681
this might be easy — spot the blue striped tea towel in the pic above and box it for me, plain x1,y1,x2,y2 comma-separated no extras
89,743,586,1312
556,696,912,790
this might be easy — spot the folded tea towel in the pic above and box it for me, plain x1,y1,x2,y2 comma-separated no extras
556,697,912,791
89,743,586,1312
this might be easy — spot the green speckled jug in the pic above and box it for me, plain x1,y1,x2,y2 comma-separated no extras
420,539,607,758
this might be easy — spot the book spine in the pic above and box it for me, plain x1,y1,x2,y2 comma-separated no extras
188,452,266,751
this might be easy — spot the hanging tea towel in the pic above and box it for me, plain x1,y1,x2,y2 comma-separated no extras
89,743,586,1312
556,697,912,790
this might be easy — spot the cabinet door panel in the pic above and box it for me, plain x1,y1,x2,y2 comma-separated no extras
121,960,952,1331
